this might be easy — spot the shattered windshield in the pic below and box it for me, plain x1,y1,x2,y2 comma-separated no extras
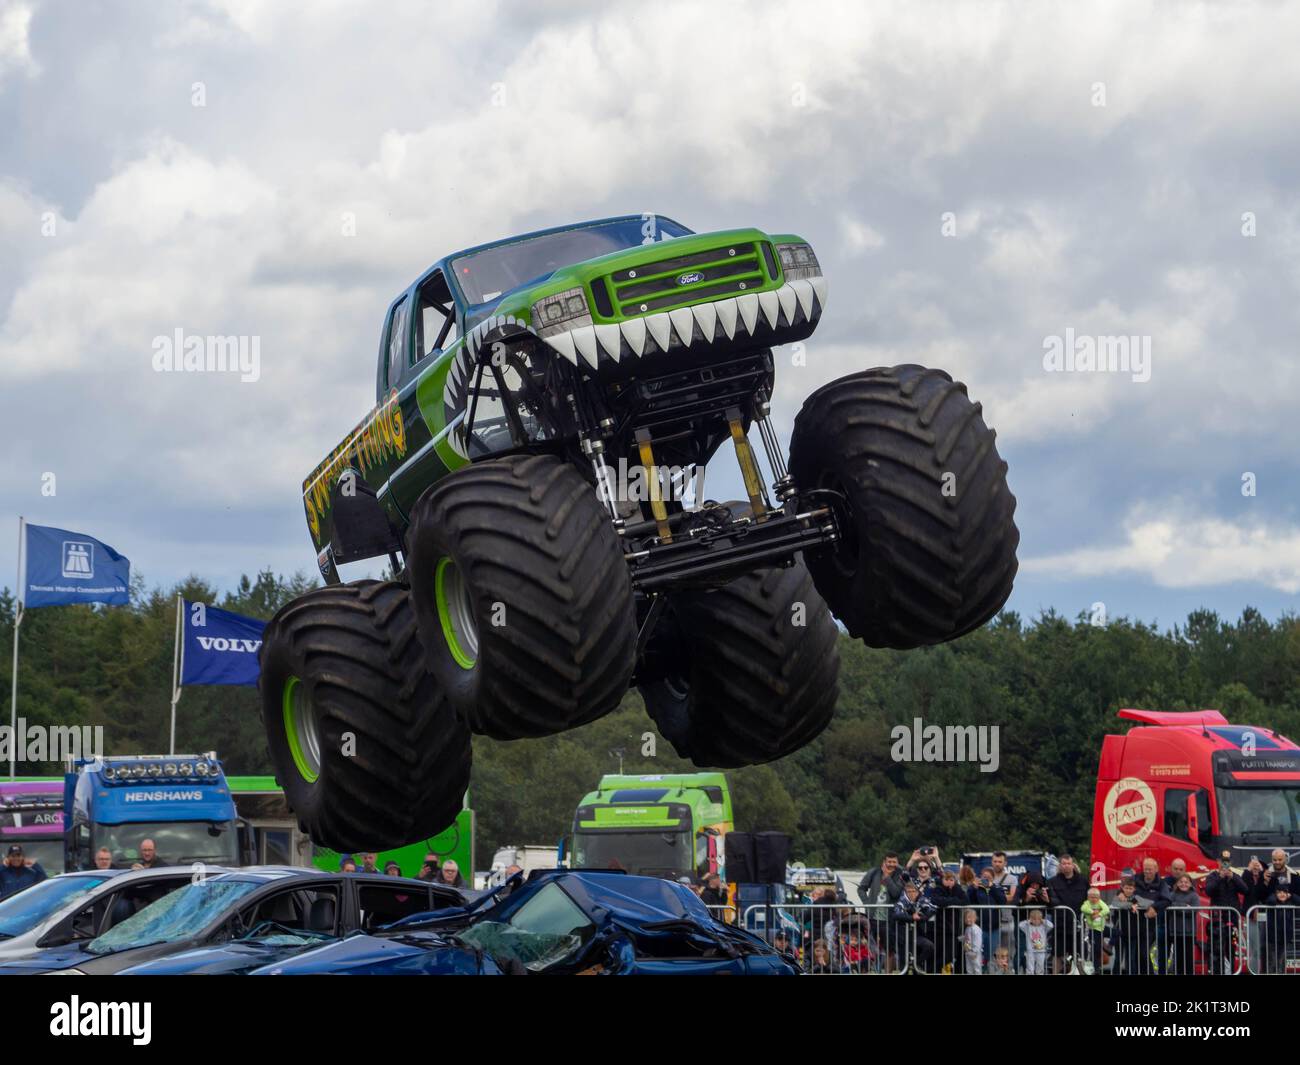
458,881,595,972
87,878,260,955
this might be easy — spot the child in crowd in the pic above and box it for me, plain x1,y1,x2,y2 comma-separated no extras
988,946,1014,974
962,908,984,974
1019,909,1053,974
1080,886,1111,975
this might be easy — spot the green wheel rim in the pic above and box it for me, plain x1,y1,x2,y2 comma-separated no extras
436,557,478,670
282,675,321,783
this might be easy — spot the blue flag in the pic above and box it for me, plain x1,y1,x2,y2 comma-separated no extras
180,600,266,687
23,524,131,608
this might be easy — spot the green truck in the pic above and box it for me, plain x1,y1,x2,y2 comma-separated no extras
257,215,1020,852
568,772,733,881
226,777,473,880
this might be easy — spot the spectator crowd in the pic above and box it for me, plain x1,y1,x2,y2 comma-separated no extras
747,846,1300,975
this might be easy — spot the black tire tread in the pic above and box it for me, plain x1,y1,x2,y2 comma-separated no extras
789,364,1019,648
408,453,636,739
258,579,470,852
643,563,840,768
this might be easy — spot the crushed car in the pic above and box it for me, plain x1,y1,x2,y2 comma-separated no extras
251,870,801,975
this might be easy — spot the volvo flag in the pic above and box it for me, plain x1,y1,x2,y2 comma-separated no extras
23,524,131,608
180,601,266,687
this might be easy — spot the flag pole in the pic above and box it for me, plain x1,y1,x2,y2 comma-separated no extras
169,593,183,756
10,517,25,779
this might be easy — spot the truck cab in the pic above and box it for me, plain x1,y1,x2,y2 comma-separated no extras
0,781,66,874
1090,708,1300,886
64,754,243,871
569,772,732,881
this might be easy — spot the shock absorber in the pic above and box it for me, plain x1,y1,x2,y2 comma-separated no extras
726,405,770,521
753,396,795,504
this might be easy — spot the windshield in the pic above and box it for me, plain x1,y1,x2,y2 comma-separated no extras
0,875,108,938
1218,787,1300,838
86,878,260,955
458,881,595,972
451,217,693,305
572,829,693,878
94,821,238,866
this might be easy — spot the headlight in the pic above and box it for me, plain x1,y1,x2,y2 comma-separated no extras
530,287,592,336
776,242,821,280
179,762,194,776
164,763,178,776
147,764,162,777
103,766,117,780
43,968,86,975
196,762,210,777
131,765,147,778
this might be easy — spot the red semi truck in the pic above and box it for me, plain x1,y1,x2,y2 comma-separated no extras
1090,708,1300,888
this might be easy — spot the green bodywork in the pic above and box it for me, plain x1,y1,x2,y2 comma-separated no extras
300,217,822,584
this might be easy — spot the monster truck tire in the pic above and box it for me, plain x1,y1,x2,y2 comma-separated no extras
640,562,840,768
258,579,471,852
406,453,637,740
788,364,1019,649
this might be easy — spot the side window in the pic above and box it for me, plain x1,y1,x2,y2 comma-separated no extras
415,270,458,362
385,296,411,391
1164,788,1193,839
241,886,338,936
357,883,431,930
1195,789,1212,835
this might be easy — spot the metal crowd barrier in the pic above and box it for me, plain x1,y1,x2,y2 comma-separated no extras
1245,904,1300,974
712,900,1249,974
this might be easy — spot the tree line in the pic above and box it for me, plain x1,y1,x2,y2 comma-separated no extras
3,573,1297,869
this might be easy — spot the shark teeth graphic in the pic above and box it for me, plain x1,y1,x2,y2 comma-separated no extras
736,292,760,335
691,301,717,343
594,323,622,362
544,330,578,364
669,307,695,347
758,289,780,330
790,279,815,320
619,317,647,357
715,297,738,340
571,324,600,369
645,312,673,352
809,276,828,311
776,284,797,325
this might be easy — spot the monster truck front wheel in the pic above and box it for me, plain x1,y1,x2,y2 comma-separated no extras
258,580,471,852
406,453,637,740
640,562,840,768
788,364,1019,649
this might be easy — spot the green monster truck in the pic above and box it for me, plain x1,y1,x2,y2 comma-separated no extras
258,215,1019,850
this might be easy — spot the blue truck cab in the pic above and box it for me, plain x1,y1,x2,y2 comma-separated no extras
63,754,246,871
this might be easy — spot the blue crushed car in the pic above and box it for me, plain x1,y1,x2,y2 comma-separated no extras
251,870,800,975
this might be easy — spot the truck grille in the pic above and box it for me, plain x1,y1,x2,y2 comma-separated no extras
601,241,771,317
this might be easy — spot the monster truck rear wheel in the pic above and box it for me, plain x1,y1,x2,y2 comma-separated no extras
788,364,1019,649
640,562,840,768
407,453,637,739
258,580,471,852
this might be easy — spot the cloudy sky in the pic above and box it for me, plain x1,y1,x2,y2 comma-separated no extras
1,0,1297,628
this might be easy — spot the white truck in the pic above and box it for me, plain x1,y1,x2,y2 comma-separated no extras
485,844,560,887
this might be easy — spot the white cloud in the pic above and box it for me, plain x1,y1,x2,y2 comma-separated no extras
0,1,38,81
1024,510,1300,594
